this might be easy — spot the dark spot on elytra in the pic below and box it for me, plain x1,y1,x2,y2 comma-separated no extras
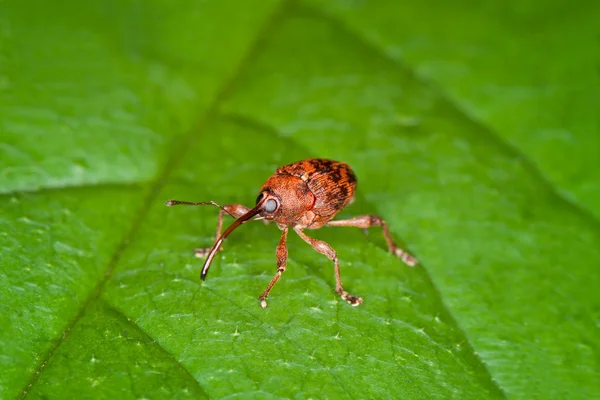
337,183,349,200
345,168,357,185
308,159,334,173
329,167,343,183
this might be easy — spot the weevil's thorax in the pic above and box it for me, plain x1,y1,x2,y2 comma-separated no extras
258,175,316,226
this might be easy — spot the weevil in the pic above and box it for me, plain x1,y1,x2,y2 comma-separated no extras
166,158,417,308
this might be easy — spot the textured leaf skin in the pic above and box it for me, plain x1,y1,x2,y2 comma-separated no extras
1,0,599,399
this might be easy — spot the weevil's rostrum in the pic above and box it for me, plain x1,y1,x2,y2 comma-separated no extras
166,158,417,309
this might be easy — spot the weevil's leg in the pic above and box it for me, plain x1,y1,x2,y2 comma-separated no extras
326,216,417,266
294,227,363,306
194,204,252,258
258,226,289,309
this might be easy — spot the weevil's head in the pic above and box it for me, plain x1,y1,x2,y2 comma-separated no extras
255,175,315,225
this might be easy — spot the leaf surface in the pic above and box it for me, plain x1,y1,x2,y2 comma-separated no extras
1,1,599,399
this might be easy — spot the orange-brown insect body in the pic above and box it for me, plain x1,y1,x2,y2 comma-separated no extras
166,158,417,308
258,159,357,228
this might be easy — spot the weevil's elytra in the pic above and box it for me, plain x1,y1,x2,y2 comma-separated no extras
166,158,418,309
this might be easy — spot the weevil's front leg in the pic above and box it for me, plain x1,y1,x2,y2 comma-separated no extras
326,215,417,266
194,204,252,258
258,226,288,309
294,227,363,306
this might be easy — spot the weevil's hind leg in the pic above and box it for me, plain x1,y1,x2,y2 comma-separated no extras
194,204,252,258
326,215,418,266
258,226,289,309
294,227,363,306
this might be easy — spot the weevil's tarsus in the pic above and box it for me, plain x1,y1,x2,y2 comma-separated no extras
258,226,289,308
326,215,418,267
194,248,210,258
294,226,363,306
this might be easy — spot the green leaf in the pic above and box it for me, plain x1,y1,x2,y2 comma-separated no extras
1,0,599,399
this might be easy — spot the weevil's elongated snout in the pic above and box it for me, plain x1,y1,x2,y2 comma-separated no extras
201,196,267,280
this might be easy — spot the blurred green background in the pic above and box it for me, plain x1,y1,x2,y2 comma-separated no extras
1,0,599,399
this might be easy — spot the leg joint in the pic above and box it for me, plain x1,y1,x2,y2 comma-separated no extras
367,215,384,226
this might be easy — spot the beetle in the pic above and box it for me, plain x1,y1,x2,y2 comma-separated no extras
166,158,417,308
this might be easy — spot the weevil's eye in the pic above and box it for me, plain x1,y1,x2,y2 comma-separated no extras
264,199,278,213
256,193,264,205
